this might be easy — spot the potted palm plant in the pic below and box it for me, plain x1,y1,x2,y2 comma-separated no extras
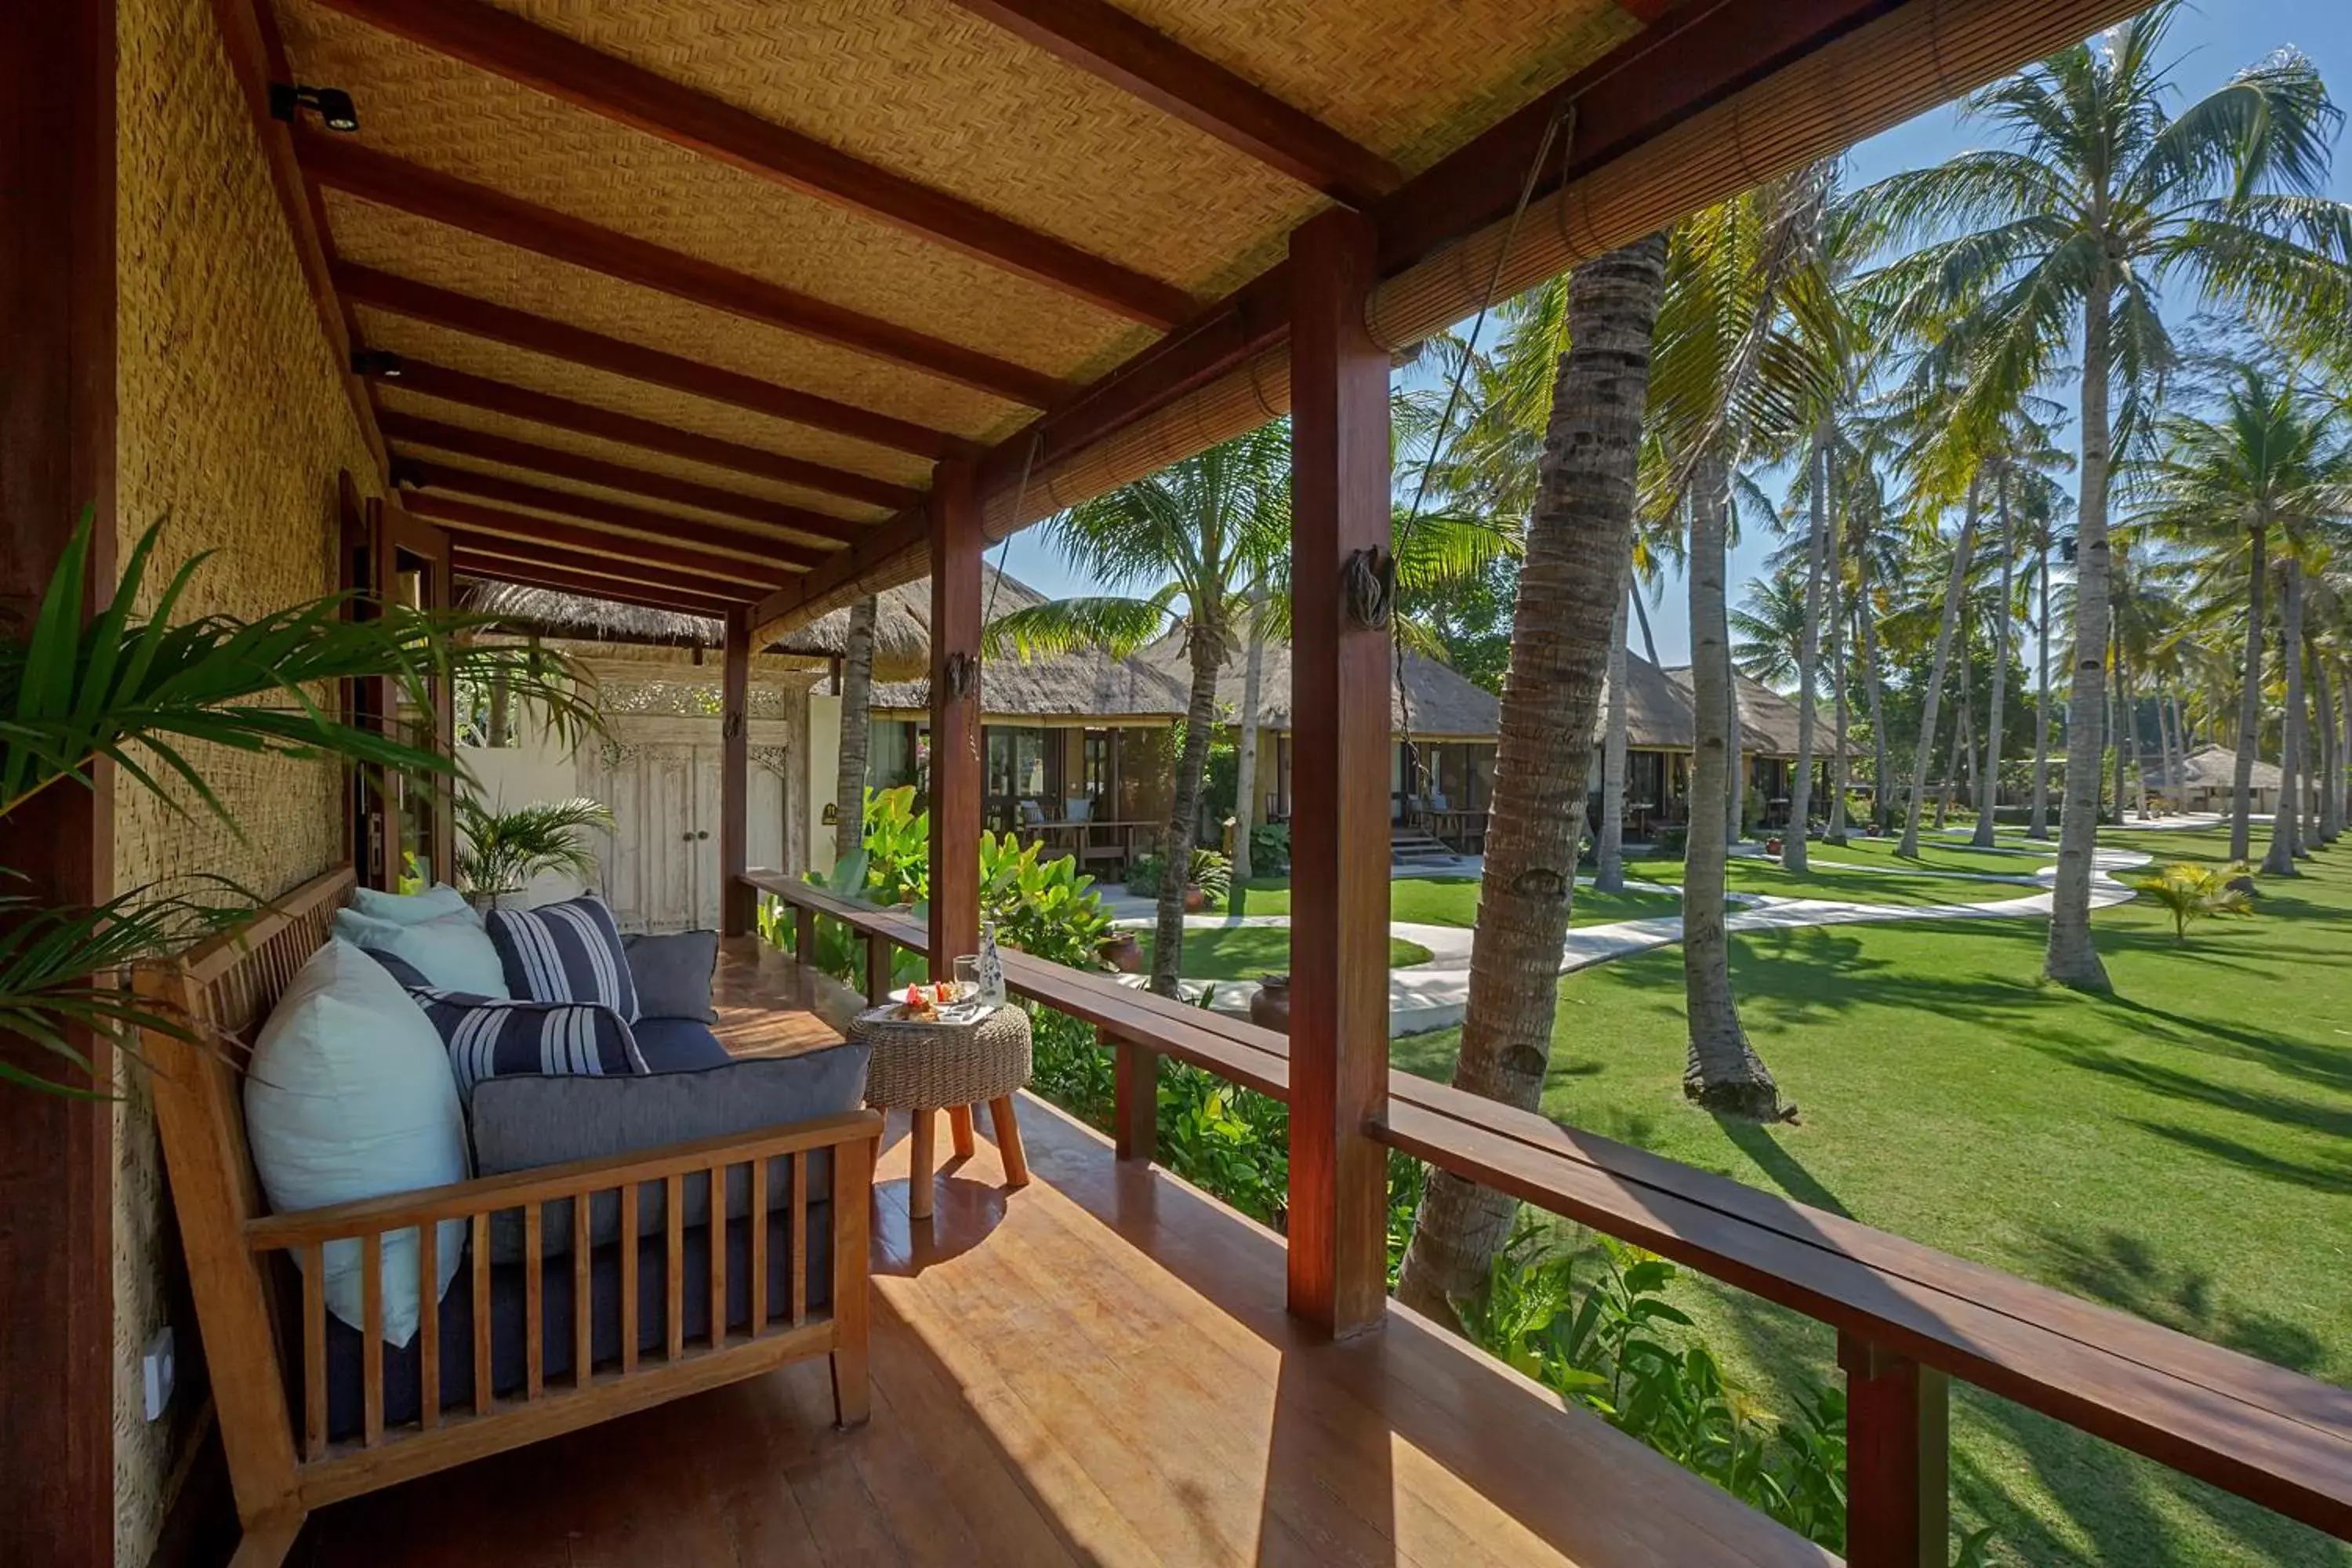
455,795,615,910
1,516,597,1094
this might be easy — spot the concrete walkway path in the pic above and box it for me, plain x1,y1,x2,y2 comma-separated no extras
1117,843,2156,1036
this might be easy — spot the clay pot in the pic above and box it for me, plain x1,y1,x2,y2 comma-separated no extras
1248,974,1293,1035
1098,931,1145,974
1183,884,1207,913
1764,837,1783,856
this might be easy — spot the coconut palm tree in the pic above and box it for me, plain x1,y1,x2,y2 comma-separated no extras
1860,3,2352,986
984,425,1291,997
2142,364,2352,859
1394,233,1672,1325
1730,564,1808,685
3,517,596,1093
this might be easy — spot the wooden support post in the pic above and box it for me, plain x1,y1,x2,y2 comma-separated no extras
1112,1028,1157,1163
1283,208,1391,1338
865,933,894,1004
927,459,982,981
720,607,753,936
1840,1331,1950,1568
0,0,116,1560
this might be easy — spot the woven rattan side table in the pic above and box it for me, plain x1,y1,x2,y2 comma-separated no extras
850,1004,1033,1221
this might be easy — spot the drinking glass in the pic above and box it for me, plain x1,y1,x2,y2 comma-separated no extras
953,955,981,1002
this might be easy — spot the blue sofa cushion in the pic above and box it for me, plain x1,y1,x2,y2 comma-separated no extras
630,1016,731,1073
409,990,647,1099
483,894,638,1021
623,930,720,1022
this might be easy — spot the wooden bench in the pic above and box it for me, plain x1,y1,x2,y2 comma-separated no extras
141,867,883,1567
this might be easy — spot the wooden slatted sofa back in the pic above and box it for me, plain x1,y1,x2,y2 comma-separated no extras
141,866,881,1566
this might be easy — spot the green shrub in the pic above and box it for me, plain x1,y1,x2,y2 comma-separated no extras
1125,846,1232,907
1248,821,1291,876
1656,825,1689,857
2128,859,2256,942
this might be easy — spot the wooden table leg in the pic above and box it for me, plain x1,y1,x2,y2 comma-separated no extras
948,1104,976,1160
989,1097,1030,1188
909,1108,936,1221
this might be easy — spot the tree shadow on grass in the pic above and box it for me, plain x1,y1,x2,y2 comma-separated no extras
2125,1119,2352,1199
2023,1224,2333,1377
2022,1037,2352,1142
1714,1115,1854,1218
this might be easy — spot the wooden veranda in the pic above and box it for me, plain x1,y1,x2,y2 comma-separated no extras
9,0,2351,1565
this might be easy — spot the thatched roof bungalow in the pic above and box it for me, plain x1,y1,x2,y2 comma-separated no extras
2143,743,2285,814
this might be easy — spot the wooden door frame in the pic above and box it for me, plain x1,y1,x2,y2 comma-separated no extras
381,503,456,885
0,0,118,1559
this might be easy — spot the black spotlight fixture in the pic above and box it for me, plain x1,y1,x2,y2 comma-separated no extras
269,82,360,134
350,349,404,379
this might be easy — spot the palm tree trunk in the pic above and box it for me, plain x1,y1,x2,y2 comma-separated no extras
1722,602,1744,847
1783,424,1831,871
1630,586,1662,670
1231,583,1269,887
2231,522,2269,861
1597,592,1631,893
1827,572,1851,844
2044,281,2114,989
1899,477,1978,857
1860,586,1892,836
833,597,878,863
2029,542,2054,839
1397,233,1669,1326
2115,643,2147,822
1974,470,2014,847
2296,646,2319,855
1682,445,1781,1121
1152,621,1227,994
2318,656,2341,843
2263,561,2304,877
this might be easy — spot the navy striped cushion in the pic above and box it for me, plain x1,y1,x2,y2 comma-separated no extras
483,895,639,1022
411,991,647,1098
358,946,433,990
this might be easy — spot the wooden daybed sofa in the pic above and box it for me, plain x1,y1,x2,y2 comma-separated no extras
142,867,881,1566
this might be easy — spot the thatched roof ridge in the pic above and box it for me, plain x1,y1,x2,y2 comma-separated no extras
2149,743,2281,791
462,575,930,677
1135,635,1501,738
1661,665,1843,757
869,570,1194,719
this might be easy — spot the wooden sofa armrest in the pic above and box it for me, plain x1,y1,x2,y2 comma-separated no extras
244,1109,883,1252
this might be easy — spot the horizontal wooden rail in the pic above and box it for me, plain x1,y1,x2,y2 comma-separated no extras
247,1112,881,1251
739,870,2352,1551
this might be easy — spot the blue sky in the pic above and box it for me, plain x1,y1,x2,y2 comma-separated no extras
996,2,2352,664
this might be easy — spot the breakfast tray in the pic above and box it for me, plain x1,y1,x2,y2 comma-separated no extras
849,1000,1033,1109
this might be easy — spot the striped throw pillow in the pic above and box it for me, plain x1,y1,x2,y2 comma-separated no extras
411,991,647,1099
483,895,640,1022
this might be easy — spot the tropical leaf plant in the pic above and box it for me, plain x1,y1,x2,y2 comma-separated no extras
1,514,601,1092
2128,860,2258,942
455,795,615,905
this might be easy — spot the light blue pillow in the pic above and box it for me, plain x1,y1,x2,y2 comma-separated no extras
332,908,510,998
243,940,469,1346
349,883,479,927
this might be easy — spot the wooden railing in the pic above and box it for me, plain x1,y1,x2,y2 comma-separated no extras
743,871,2352,1562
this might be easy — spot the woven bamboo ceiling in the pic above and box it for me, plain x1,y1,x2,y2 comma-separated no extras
236,0,2143,634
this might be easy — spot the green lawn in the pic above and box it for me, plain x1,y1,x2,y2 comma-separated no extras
1397,824,2351,1568
1235,875,1684,927
1145,924,1432,982
1630,853,2041,909
1802,833,2059,877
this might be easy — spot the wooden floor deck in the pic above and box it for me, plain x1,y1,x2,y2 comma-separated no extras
286,1084,1827,1568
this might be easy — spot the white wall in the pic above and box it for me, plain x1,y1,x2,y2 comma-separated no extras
807,690,842,876
458,720,595,909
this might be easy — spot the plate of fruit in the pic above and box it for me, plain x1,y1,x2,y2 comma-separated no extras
889,982,989,1025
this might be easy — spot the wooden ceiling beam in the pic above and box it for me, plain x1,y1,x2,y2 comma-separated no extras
404,492,797,587
366,357,947,507
453,552,744,616
449,534,767,599
403,460,830,568
313,0,1194,329
382,412,873,546
341,264,958,476
944,0,1399,207
297,132,1075,408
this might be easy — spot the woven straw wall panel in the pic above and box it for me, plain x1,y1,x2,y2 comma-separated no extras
414,451,851,557
373,384,895,521
1118,0,1636,173
279,5,1142,374
114,0,383,1559
325,191,1044,442
353,308,945,485
475,0,1321,301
